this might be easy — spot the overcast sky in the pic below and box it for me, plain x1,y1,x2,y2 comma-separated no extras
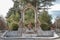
48,0,60,23
0,0,13,17
0,0,60,23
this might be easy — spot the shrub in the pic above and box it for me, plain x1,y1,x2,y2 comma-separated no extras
12,23,19,31
40,24,50,31
31,22,35,28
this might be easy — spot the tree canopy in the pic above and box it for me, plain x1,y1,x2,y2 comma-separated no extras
17,0,55,10
39,10,52,30
6,0,55,30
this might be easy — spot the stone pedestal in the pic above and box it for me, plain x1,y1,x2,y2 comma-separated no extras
18,28,23,37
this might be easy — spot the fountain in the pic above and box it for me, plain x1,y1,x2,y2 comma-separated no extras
1,0,59,40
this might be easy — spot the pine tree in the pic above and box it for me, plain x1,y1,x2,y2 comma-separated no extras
39,10,52,30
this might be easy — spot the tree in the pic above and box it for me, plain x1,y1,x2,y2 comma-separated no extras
55,16,60,29
6,1,21,30
39,10,52,30
6,0,55,30
6,11,20,30
0,16,8,30
17,0,55,10
24,8,35,28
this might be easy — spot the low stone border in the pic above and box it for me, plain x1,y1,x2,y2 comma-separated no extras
1,31,60,40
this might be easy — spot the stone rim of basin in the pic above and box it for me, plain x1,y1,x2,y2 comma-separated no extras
1,31,59,39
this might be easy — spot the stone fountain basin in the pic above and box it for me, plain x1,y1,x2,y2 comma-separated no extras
1,30,59,40
2,31,18,37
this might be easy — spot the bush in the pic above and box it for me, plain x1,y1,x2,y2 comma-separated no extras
31,22,35,28
12,23,19,31
40,24,50,31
